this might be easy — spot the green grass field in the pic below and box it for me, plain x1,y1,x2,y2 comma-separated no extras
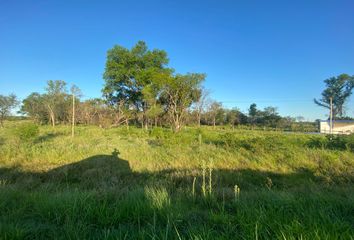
0,121,353,239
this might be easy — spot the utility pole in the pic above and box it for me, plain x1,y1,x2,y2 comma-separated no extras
72,91,75,138
70,84,81,138
329,97,333,134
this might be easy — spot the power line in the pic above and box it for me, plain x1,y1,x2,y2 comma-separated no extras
218,99,314,104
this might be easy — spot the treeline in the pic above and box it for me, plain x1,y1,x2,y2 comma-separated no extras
3,41,315,131
17,79,313,131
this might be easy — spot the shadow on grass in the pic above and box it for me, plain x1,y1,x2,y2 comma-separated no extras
0,150,354,239
0,149,353,192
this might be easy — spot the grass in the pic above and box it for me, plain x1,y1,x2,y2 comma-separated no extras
0,121,353,239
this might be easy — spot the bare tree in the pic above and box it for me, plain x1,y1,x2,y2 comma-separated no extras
207,101,223,128
193,87,210,127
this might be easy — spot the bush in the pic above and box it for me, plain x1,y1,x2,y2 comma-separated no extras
306,136,328,149
307,134,354,152
13,122,39,141
149,127,166,139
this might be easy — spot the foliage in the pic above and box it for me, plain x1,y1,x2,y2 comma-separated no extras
314,74,354,118
205,101,224,127
18,42,324,132
12,122,39,141
0,94,18,127
160,73,205,131
307,134,354,152
21,81,71,126
21,92,48,123
103,41,206,131
102,41,171,128
103,41,169,107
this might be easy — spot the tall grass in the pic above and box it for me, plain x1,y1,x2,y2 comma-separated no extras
0,121,353,239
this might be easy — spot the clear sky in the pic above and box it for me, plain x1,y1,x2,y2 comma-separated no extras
1,0,354,120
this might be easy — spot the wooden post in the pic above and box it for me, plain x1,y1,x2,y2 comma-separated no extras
329,97,333,134
72,92,75,137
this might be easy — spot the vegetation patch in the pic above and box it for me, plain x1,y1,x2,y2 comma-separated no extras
0,123,353,239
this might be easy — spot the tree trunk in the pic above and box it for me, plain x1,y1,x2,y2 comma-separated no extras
51,113,55,127
173,114,181,132
47,105,55,127
125,118,129,130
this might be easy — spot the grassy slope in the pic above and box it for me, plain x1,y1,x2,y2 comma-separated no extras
0,122,353,239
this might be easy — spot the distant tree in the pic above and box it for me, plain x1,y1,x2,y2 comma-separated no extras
0,94,18,127
21,84,71,126
225,108,239,128
207,101,223,128
314,74,354,118
77,98,111,126
248,103,259,125
21,92,48,123
261,106,282,127
192,87,210,127
44,80,69,127
296,116,305,122
160,73,205,132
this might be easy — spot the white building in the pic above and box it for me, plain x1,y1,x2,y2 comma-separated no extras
320,120,354,134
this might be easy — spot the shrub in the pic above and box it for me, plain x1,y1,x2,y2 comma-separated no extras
307,134,354,152
306,136,328,149
13,122,39,141
149,127,166,139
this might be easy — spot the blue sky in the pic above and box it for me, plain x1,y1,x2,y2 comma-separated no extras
1,0,354,120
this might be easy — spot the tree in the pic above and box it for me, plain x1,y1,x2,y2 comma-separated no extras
141,76,165,128
44,80,69,127
248,103,259,125
102,41,170,127
192,87,210,127
207,101,223,128
0,94,18,127
314,74,354,118
77,99,101,125
226,108,243,128
21,92,47,123
21,82,71,126
160,73,205,132
296,116,305,122
261,106,282,127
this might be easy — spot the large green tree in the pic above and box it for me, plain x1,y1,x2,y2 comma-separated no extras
0,94,18,127
103,41,170,127
314,74,354,118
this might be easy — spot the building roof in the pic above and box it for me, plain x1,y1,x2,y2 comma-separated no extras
320,120,354,123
